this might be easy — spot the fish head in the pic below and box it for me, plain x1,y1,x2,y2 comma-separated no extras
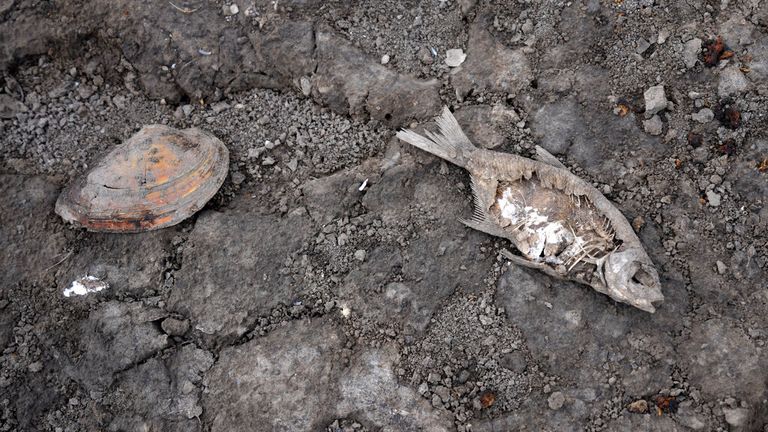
598,248,664,313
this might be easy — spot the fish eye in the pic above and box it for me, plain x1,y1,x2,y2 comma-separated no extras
631,267,654,286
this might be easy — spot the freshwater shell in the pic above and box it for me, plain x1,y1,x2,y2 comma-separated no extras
55,125,229,232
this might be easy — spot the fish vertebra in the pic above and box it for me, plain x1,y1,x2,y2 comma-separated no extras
396,107,664,313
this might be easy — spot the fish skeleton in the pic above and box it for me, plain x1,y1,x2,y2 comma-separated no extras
396,107,664,313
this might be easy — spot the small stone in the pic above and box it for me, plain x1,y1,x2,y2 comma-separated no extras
354,249,366,262
678,414,706,430
427,372,441,384
691,108,714,123
628,399,649,413
547,391,565,410
419,47,434,65
644,85,668,117
706,190,721,207
261,156,275,166
431,394,443,408
718,66,750,97
223,4,239,15
231,172,246,185
478,314,493,326
723,407,750,427
381,54,390,65
445,48,467,67
161,317,190,336
299,76,312,96
28,361,43,372
657,29,670,44
521,20,534,34
636,38,651,54
434,385,451,403
643,115,663,136
716,260,727,275
0,94,28,119
286,158,298,172
683,38,702,68
181,104,194,117
418,382,429,395
211,102,230,114
77,84,94,100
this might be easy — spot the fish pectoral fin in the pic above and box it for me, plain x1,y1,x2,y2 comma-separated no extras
500,249,566,280
469,174,497,212
534,146,568,171
460,216,509,239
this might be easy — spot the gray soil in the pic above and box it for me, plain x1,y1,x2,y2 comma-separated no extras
2,0,768,431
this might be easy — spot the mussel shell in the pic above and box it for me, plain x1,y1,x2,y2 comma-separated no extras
55,125,229,233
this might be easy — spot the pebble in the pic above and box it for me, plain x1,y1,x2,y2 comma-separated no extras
300,76,312,96
682,38,702,68
161,317,190,336
716,260,727,275
354,249,366,262
723,407,750,427
636,38,651,54
434,385,451,403
381,54,390,65
643,115,663,136
644,85,668,117
718,66,750,97
28,361,43,372
478,314,493,326
431,394,443,408
691,108,714,123
419,47,434,65
223,4,239,15
706,190,721,207
521,20,534,34
211,102,230,114
657,29,670,44
628,399,649,413
77,84,94,100
547,391,565,410
445,48,467,67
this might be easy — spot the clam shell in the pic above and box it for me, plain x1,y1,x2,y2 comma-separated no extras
55,125,229,233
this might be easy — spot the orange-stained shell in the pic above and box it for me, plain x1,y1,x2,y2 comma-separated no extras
55,125,229,233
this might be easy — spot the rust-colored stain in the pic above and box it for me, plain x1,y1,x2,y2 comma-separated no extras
703,36,730,67
758,157,768,173
55,125,229,233
479,390,496,408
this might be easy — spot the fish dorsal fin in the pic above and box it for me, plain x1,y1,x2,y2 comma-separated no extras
534,146,568,171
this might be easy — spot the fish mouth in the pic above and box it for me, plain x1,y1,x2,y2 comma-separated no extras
632,295,664,313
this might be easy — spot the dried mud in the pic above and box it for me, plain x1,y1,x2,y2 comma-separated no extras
2,0,768,431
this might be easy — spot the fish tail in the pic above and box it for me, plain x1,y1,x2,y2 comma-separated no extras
396,106,476,168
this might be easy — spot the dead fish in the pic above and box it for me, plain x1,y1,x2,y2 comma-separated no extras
396,107,664,313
